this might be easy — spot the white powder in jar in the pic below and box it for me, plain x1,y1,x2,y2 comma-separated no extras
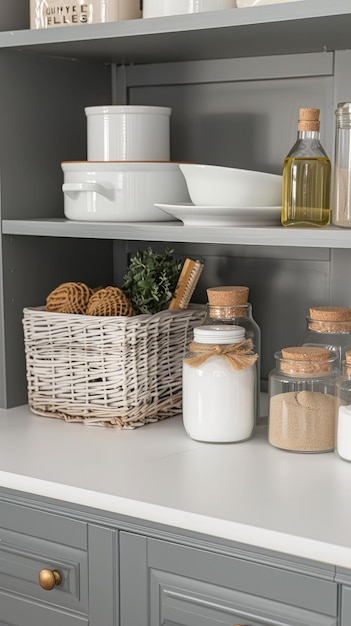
337,404,351,462
182,356,255,443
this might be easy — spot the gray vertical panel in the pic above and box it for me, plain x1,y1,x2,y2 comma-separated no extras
88,524,119,626
2,235,114,408
120,532,149,626
0,49,112,408
341,586,351,626
0,1,29,31
0,50,111,220
129,73,334,171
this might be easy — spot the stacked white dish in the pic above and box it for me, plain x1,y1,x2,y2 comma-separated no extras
143,0,237,18
156,163,283,226
62,105,191,222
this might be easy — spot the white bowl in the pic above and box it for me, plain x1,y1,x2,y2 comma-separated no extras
143,0,236,18
85,105,171,162
179,163,282,207
62,162,191,222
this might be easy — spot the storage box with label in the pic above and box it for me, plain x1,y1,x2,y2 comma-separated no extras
30,0,142,29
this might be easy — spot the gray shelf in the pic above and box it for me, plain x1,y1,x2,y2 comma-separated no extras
3,218,351,248
2,0,351,63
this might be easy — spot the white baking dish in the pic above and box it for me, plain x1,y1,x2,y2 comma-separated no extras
85,105,171,162
143,0,236,18
62,161,191,222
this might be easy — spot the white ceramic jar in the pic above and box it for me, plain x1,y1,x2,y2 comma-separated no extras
143,0,236,18
182,325,257,443
30,0,141,29
61,161,191,221
85,105,171,162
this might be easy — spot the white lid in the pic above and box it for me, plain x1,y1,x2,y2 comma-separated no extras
84,105,172,116
193,325,245,344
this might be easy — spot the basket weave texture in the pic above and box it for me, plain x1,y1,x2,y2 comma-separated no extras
23,306,205,428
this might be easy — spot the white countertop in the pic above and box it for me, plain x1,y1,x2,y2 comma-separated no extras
1,405,351,569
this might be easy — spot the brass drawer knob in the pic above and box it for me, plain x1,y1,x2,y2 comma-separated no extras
39,568,62,590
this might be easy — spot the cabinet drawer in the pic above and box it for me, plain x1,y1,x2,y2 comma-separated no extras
0,500,88,615
120,533,338,626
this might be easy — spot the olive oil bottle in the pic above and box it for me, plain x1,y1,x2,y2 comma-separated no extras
281,108,331,227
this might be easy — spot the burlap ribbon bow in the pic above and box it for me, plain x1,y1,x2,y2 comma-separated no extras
184,338,258,371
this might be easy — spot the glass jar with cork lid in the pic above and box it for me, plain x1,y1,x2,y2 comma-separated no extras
268,346,338,453
335,350,351,462
298,306,351,370
182,325,258,443
204,286,261,420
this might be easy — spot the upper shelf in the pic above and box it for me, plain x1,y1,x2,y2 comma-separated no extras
3,218,351,249
2,0,351,64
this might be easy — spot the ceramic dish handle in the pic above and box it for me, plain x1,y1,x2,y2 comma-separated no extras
62,182,114,200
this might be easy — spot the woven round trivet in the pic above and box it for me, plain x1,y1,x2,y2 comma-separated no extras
46,282,93,314
86,286,135,317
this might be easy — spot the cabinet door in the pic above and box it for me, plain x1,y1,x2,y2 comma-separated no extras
341,586,351,626
120,532,338,626
0,498,90,626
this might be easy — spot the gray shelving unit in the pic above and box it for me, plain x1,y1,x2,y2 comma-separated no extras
1,0,351,408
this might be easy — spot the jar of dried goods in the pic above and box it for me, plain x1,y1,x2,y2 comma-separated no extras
335,350,351,462
268,346,339,453
182,325,258,443
298,306,351,369
205,286,261,420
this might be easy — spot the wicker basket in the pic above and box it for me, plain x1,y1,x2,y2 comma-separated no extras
22,305,205,428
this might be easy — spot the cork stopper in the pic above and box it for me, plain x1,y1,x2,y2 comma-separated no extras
297,107,320,132
207,286,249,319
308,306,351,333
346,350,351,365
207,286,249,305
279,346,333,376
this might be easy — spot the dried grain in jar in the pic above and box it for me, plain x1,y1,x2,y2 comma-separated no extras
268,346,338,453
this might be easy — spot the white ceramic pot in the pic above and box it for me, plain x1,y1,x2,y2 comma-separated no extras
143,0,236,18
62,162,191,222
85,105,171,162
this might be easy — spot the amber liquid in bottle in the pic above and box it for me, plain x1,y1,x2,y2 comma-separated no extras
281,156,331,227
281,108,331,228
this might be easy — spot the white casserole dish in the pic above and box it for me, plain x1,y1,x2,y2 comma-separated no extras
85,105,171,162
62,161,191,222
143,0,236,18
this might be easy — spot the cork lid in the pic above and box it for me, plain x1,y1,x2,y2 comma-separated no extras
207,286,249,320
207,286,249,306
297,107,320,132
279,346,333,375
309,306,351,321
308,306,351,333
346,350,351,365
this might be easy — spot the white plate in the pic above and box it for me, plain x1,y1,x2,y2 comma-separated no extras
155,202,282,226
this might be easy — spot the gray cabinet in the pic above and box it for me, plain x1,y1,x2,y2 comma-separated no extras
119,532,338,626
0,498,117,626
1,489,351,626
1,4,351,626
1,3,351,405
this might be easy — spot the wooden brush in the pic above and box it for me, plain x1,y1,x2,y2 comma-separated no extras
169,258,204,310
